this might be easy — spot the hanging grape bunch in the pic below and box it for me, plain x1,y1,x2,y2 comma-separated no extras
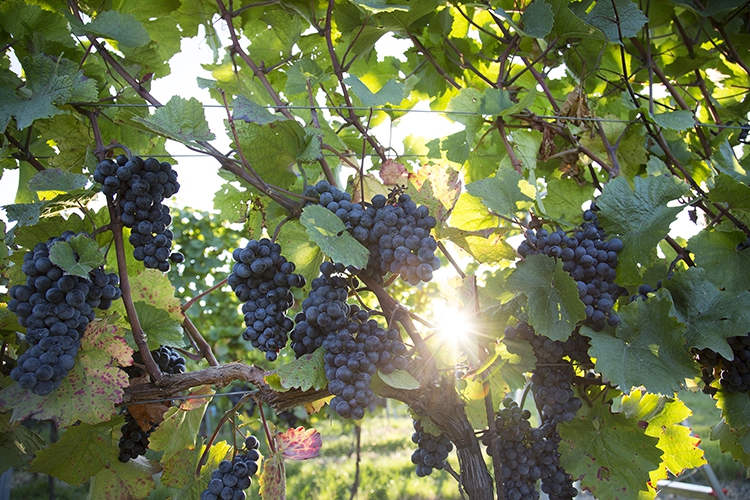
517,205,623,330
303,181,441,285
94,154,183,271
696,333,750,395
200,435,261,500
411,418,453,477
7,231,121,395
118,410,156,462
228,238,306,361
124,345,187,378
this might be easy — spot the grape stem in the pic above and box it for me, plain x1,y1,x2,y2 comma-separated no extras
182,316,219,367
182,277,228,312
196,391,256,475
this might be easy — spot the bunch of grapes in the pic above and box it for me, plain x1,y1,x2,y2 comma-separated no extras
482,398,547,500
303,181,440,285
7,232,121,395
118,409,156,462
200,435,261,500
94,154,183,271
518,207,623,330
125,345,187,378
324,310,409,419
504,322,582,425
290,262,353,357
696,333,750,394
411,419,453,477
540,428,579,500
228,239,306,361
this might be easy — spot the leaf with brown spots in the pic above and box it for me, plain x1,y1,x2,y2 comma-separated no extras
275,426,322,460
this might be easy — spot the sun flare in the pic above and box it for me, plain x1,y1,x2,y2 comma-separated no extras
432,305,474,352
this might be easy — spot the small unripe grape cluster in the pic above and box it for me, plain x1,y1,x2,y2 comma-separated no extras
94,154,183,271
8,231,121,395
228,238,306,361
200,435,261,500
411,419,453,477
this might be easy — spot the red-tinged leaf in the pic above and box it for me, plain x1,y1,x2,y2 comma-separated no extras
113,268,183,323
0,321,131,426
259,451,285,500
380,159,408,185
275,426,322,460
127,402,171,430
408,163,461,230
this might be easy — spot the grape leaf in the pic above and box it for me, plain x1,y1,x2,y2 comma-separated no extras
29,417,119,485
0,412,45,473
161,441,231,499
558,399,662,500
620,391,706,487
275,426,322,460
521,0,554,38
378,369,420,390
688,229,750,293
232,95,286,125
587,0,648,43
407,162,462,231
134,302,185,349
259,448,285,500
88,455,158,499
69,10,150,50
466,168,534,219
582,291,697,394
123,269,183,322
663,267,750,359
441,227,516,264
149,386,213,463
0,321,132,426
711,418,750,468
379,159,408,185
270,348,327,391
711,140,749,184
506,254,586,341
234,120,305,189
715,389,750,431
708,173,750,210
300,205,369,269
27,168,88,193
651,110,696,131
275,219,323,287
48,234,105,278
448,192,498,231
547,0,605,40
596,175,690,284
343,75,405,107
479,88,537,116
542,177,595,227
133,95,215,147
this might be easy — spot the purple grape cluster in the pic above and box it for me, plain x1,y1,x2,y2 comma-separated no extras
411,419,453,477
125,345,186,378
94,154,183,271
118,409,155,462
228,238,306,361
697,333,750,394
200,435,260,500
8,232,121,395
518,206,623,330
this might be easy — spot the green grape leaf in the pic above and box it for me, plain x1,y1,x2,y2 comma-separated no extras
0,321,132,426
558,399,662,500
548,0,606,40
466,168,534,218
542,177,595,226
0,412,45,474
48,234,105,278
506,254,586,341
343,75,405,107
442,227,516,264
133,96,215,146
651,110,696,131
715,389,750,431
447,192,498,231
213,180,250,223
134,302,185,349
234,120,305,188
709,174,750,209
479,88,537,116
275,219,323,288
689,229,750,293
582,291,696,394
69,10,150,50
300,205,369,269
663,267,750,359
275,426,322,460
27,168,88,193
232,95,286,125
118,269,183,323
378,369,420,390
407,162,462,232
161,441,231,498
711,419,750,468
620,391,706,486
521,0,554,38
271,349,328,391
88,456,158,500
28,418,119,485
149,386,214,463
710,140,749,183
596,175,690,284
3,202,45,227
587,0,649,43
